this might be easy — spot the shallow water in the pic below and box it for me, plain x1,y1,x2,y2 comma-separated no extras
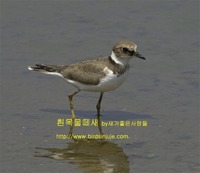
1,1,199,173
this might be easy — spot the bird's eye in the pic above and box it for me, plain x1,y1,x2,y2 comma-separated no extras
123,47,129,53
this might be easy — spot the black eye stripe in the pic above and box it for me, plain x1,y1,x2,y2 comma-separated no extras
123,47,135,55
130,50,135,54
123,47,129,53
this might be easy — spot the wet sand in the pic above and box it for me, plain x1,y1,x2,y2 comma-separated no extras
1,1,199,173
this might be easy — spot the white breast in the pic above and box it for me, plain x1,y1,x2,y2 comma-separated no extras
97,67,128,91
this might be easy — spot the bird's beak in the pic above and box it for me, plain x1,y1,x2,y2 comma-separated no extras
134,52,146,60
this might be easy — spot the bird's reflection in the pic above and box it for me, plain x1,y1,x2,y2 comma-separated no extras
35,117,130,173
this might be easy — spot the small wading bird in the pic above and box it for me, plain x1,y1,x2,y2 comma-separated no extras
28,40,146,133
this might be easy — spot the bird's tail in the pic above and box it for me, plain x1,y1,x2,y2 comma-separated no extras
28,64,63,76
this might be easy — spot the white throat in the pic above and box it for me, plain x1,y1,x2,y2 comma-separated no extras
111,51,129,65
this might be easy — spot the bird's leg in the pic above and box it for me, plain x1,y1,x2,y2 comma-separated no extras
68,90,79,139
96,92,104,135
96,92,104,116
68,117,77,142
68,90,79,120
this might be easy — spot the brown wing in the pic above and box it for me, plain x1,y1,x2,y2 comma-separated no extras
60,58,108,85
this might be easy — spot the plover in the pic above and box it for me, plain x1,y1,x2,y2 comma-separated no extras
28,40,145,122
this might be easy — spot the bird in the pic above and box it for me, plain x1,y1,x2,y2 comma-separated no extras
28,40,146,127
